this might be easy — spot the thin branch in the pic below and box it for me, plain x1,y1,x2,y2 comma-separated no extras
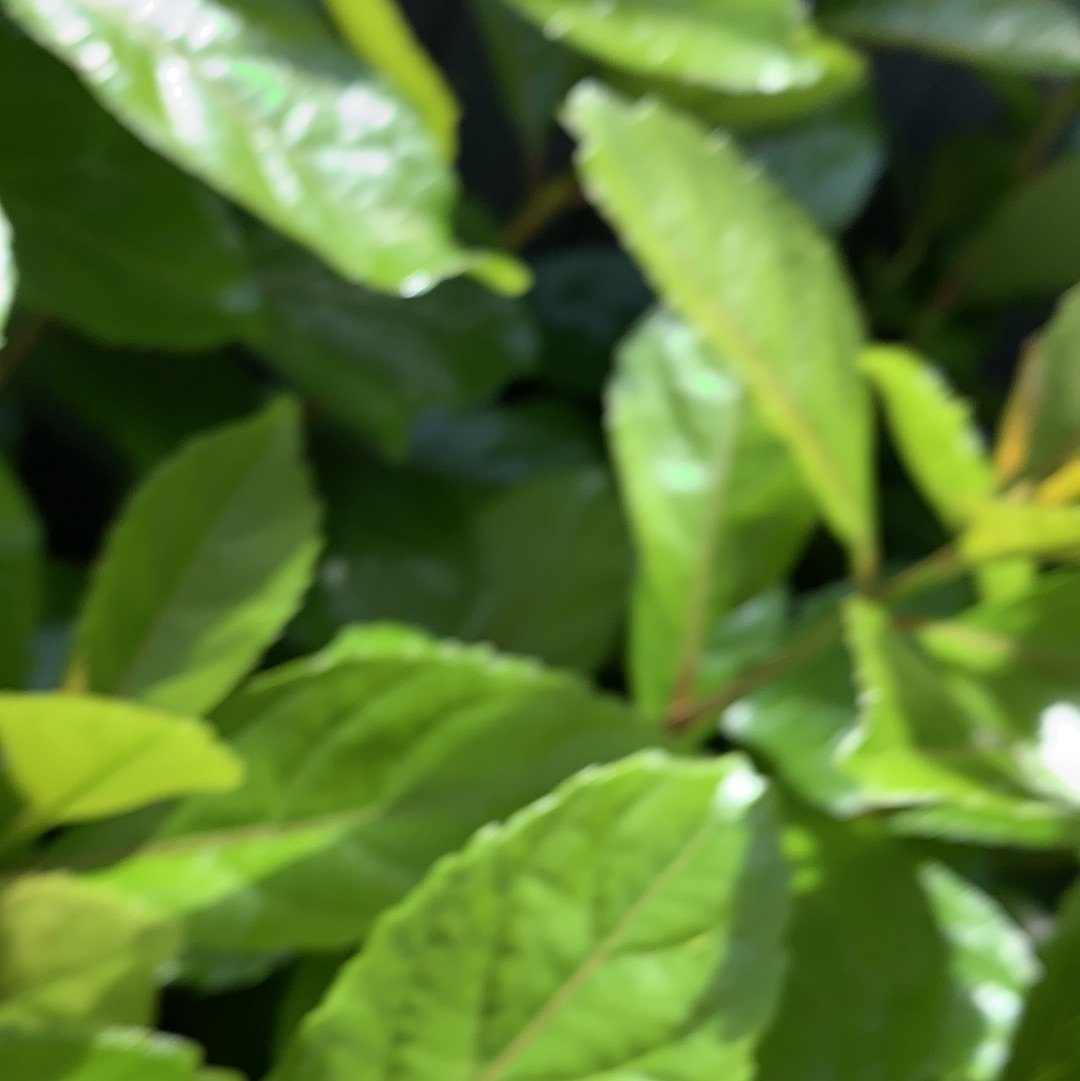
501,169,582,251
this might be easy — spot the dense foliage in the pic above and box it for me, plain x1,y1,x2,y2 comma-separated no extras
3,0,1080,1077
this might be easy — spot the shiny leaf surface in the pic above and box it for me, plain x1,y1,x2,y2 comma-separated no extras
610,307,814,720
0,693,242,829
271,753,789,1081
0,197,12,348
3,0,525,296
70,400,321,715
565,84,876,578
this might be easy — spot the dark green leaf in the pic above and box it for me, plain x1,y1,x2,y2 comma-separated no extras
1001,877,1080,1080
863,344,993,532
564,84,876,579
95,626,645,955
824,0,1080,76
922,863,1037,1081
70,400,321,715
3,0,526,296
757,815,949,1081
0,25,253,349
271,752,789,1081
248,232,537,457
745,95,885,232
0,872,178,1027
958,156,1080,304
0,458,41,690
610,307,814,720
0,692,242,829
495,0,863,98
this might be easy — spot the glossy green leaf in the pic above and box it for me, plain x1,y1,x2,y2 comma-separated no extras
0,198,12,348
824,0,1080,76
962,502,1080,562
496,0,862,98
3,0,526,297
921,863,1037,1081
0,692,242,829
996,285,1080,482
1001,878,1080,1080
609,308,814,720
0,458,41,690
70,400,321,715
863,344,993,531
271,752,789,1081
0,25,253,349
745,96,885,232
565,84,876,579
0,1027,230,1081
0,872,178,1027
95,626,645,955
323,0,459,159
757,816,948,1081
248,232,537,457
958,156,1080,304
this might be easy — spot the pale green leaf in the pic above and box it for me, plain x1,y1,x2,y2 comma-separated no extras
0,1027,229,1081
496,0,862,98
0,873,178,1028
609,307,814,721
2,0,526,297
758,816,948,1081
862,344,993,532
70,400,321,715
95,626,645,956
323,0,459,159
271,752,789,1081
0,693,242,829
1001,878,1080,1080
961,502,1080,563
564,84,876,579
997,284,1080,482
824,0,1080,76
0,458,41,690
0,24,254,349
0,197,12,348
921,863,1037,1081
958,156,1080,304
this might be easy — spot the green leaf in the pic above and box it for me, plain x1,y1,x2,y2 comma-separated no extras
271,752,789,1081
824,0,1080,76
757,815,948,1081
470,0,587,169
862,344,993,532
0,1027,229,1081
95,626,645,956
0,197,12,348
248,231,537,457
495,0,862,98
1001,878,1080,1080
323,0,459,159
745,96,885,232
609,308,814,720
3,0,526,297
0,458,42,690
70,400,321,715
0,872,178,1027
921,863,1037,1081
0,693,242,829
0,25,253,350
564,84,876,580
996,284,1080,482
961,502,1080,563
957,156,1080,304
